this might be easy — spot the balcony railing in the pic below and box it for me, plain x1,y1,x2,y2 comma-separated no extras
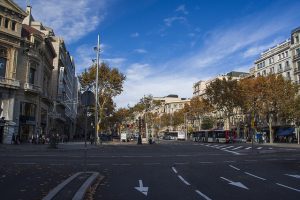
294,67,300,74
0,77,20,89
293,53,300,61
24,83,41,93
284,66,292,72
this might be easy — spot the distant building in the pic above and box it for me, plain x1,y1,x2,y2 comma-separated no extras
193,71,249,97
152,94,190,115
252,27,300,83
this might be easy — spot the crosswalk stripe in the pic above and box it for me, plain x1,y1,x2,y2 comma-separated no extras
221,146,234,150
257,147,263,150
245,147,252,150
231,146,243,150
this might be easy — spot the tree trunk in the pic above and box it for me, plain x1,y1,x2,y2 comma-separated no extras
268,116,273,144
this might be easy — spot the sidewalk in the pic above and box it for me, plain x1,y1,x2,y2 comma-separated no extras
259,142,300,148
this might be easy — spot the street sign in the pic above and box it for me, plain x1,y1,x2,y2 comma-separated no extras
134,180,148,196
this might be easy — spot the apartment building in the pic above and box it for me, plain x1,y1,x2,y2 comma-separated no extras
0,0,27,143
152,95,190,115
23,5,78,139
0,1,78,143
193,71,249,98
252,27,300,82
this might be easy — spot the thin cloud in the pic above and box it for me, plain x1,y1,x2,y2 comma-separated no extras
130,32,140,37
134,49,148,54
15,0,108,43
175,4,189,15
164,16,186,27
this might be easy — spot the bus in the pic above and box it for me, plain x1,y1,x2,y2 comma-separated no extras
192,131,208,142
192,130,236,143
177,131,186,140
163,131,186,140
207,130,236,143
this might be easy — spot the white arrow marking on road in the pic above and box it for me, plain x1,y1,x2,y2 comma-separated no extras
135,180,149,196
285,174,300,179
220,177,249,190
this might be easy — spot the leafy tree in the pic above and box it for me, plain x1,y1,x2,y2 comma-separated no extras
201,117,214,130
205,78,241,129
78,63,126,140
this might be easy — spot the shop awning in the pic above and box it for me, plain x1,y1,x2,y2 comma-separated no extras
276,128,295,136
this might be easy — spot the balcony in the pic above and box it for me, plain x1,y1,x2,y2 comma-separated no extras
293,54,300,61
0,77,20,89
283,65,292,72
41,91,52,103
294,67,300,74
277,68,283,73
24,83,41,94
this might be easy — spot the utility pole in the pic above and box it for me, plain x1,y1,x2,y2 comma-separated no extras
95,34,100,145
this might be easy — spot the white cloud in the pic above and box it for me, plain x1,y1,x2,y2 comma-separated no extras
164,16,186,27
242,39,283,58
175,4,189,15
134,49,147,54
15,0,108,43
126,63,152,81
130,32,140,37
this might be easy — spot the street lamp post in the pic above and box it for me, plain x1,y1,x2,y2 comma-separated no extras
94,34,100,145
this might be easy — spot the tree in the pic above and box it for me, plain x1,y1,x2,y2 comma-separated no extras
78,62,126,139
239,75,298,143
205,78,241,129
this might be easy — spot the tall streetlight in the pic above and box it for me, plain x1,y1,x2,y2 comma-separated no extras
94,34,100,144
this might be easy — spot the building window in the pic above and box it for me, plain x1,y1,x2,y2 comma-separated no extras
285,51,288,57
257,72,260,76
4,18,9,28
287,72,291,80
296,35,299,43
29,68,35,84
279,54,281,60
296,48,300,56
286,61,289,67
263,70,266,76
0,16,2,27
0,48,7,77
20,102,36,118
11,21,16,31
282,52,284,58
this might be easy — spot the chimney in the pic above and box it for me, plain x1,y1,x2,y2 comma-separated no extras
23,5,32,26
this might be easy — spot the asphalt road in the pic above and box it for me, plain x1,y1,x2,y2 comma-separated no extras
0,141,300,200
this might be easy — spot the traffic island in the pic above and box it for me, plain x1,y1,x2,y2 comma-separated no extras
43,172,102,200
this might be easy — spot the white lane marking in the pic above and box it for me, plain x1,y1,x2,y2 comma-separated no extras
268,147,273,150
276,183,300,192
50,164,64,166
266,158,279,161
216,145,226,148
178,175,190,186
256,147,263,150
198,161,213,164
195,190,212,200
87,163,101,166
14,162,37,165
112,163,131,166
245,160,257,162
229,165,240,171
73,172,100,200
245,147,252,150
221,146,234,150
231,146,243,150
175,154,190,157
245,172,266,181
224,161,236,163
285,174,300,179
174,162,189,165
222,149,241,155
143,163,160,165
172,167,178,174
212,145,219,147
284,159,296,161
134,180,149,196
220,177,249,190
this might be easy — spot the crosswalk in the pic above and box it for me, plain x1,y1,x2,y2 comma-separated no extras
198,143,276,152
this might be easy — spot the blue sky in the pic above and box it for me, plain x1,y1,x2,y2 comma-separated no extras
15,0,300,107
